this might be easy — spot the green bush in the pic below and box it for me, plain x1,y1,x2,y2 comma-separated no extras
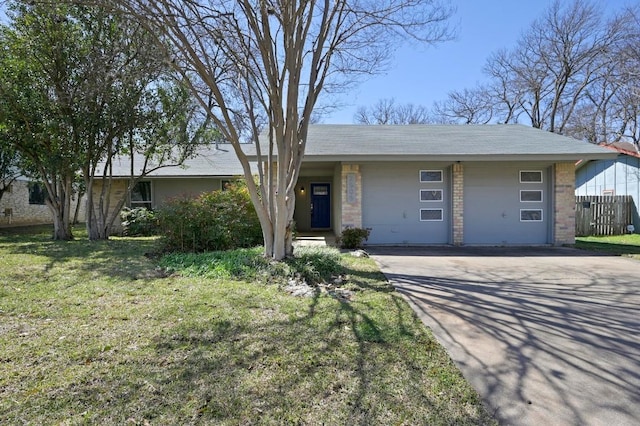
337,227,371,249
158,245,343,285
156,182,263,252
120,207,159,236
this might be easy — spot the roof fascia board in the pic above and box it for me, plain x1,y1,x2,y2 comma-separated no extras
289,153,619,162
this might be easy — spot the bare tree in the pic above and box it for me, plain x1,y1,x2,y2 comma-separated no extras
612,6,640,146
432,87,494,124
354,98,433,124
55,0,454,259
482,49,524,124
432,0,637,145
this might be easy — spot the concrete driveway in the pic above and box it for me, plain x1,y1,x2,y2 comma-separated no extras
369,246,640,426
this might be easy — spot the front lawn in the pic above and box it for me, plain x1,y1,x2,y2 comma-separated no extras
575,234,640,260
0,226,494,425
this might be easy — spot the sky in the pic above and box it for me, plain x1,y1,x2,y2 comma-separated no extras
0,0,632,125
323,0,634,124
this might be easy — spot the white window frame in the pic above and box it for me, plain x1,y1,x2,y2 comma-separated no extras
519,190,543,203
520,209,543,222
602,189,615,196
420,208,444,222
130,181,153,210
519,170,543,183
420,189,443,202
420,170,443,183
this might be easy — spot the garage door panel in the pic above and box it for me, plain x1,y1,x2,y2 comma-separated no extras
361,163,451,244
464,164,550,245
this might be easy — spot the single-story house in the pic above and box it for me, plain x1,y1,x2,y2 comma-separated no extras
575,142,640,230
281,124,615,245
102,124,615,245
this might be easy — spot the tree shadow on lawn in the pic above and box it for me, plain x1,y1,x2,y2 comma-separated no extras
155,293,489,425
29,290,493,425
0,233,162,281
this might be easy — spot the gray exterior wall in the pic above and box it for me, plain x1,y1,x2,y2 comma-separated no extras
361,162,452,244
151,178,226,207
463,163,552,244
293,164,335,232
575,155,640,229
293,177,334,231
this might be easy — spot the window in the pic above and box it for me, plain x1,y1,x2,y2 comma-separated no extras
131,181,152,210
313,185,329,196
420,189,443,202
420,208,443,221
28,182,47,205
520,209,543,222
420,170,443,183
602,189,615,196
520,190,543,202
520,170,543,183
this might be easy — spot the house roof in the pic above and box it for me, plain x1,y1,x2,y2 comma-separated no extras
253,124,616,162
105,124,617,178
598,142,640,159
106,144,246,178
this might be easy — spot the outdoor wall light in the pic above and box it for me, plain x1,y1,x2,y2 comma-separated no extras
300,186,305,194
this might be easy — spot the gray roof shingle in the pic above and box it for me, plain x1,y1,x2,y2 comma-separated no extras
106,144,245,178
107,124,616,178
282,124,616,161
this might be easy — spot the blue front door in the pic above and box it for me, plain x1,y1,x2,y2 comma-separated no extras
310,183,331,229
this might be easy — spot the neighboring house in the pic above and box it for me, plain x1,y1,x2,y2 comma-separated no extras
102,124,614,245
575,142,640,230
0,178,86,227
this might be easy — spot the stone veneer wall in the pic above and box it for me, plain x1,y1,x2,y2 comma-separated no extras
341,164,362,229
554,162,576,245
452,163,464,245
0,180,86,226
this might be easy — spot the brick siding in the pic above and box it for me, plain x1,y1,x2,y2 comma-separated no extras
341,164,362,229
452,163,464,245
554,162,576,245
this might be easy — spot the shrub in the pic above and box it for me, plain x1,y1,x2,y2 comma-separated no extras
158,245,343,285
156,182,263,252
120,207,159,236
337,227,371,249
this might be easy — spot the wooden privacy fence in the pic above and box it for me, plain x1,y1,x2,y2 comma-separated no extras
575,195,633,236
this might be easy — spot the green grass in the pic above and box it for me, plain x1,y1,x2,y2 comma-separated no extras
0,226,495,425
575,234,640,260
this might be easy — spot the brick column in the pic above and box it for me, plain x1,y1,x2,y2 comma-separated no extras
341,164,362,229
554,162,576,245
452,163,464,245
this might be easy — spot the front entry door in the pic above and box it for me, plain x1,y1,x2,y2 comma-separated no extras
310,183,331,229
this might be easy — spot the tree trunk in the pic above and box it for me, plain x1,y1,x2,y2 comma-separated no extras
85,176,125,240
46,178,74,240
50,207,73,240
